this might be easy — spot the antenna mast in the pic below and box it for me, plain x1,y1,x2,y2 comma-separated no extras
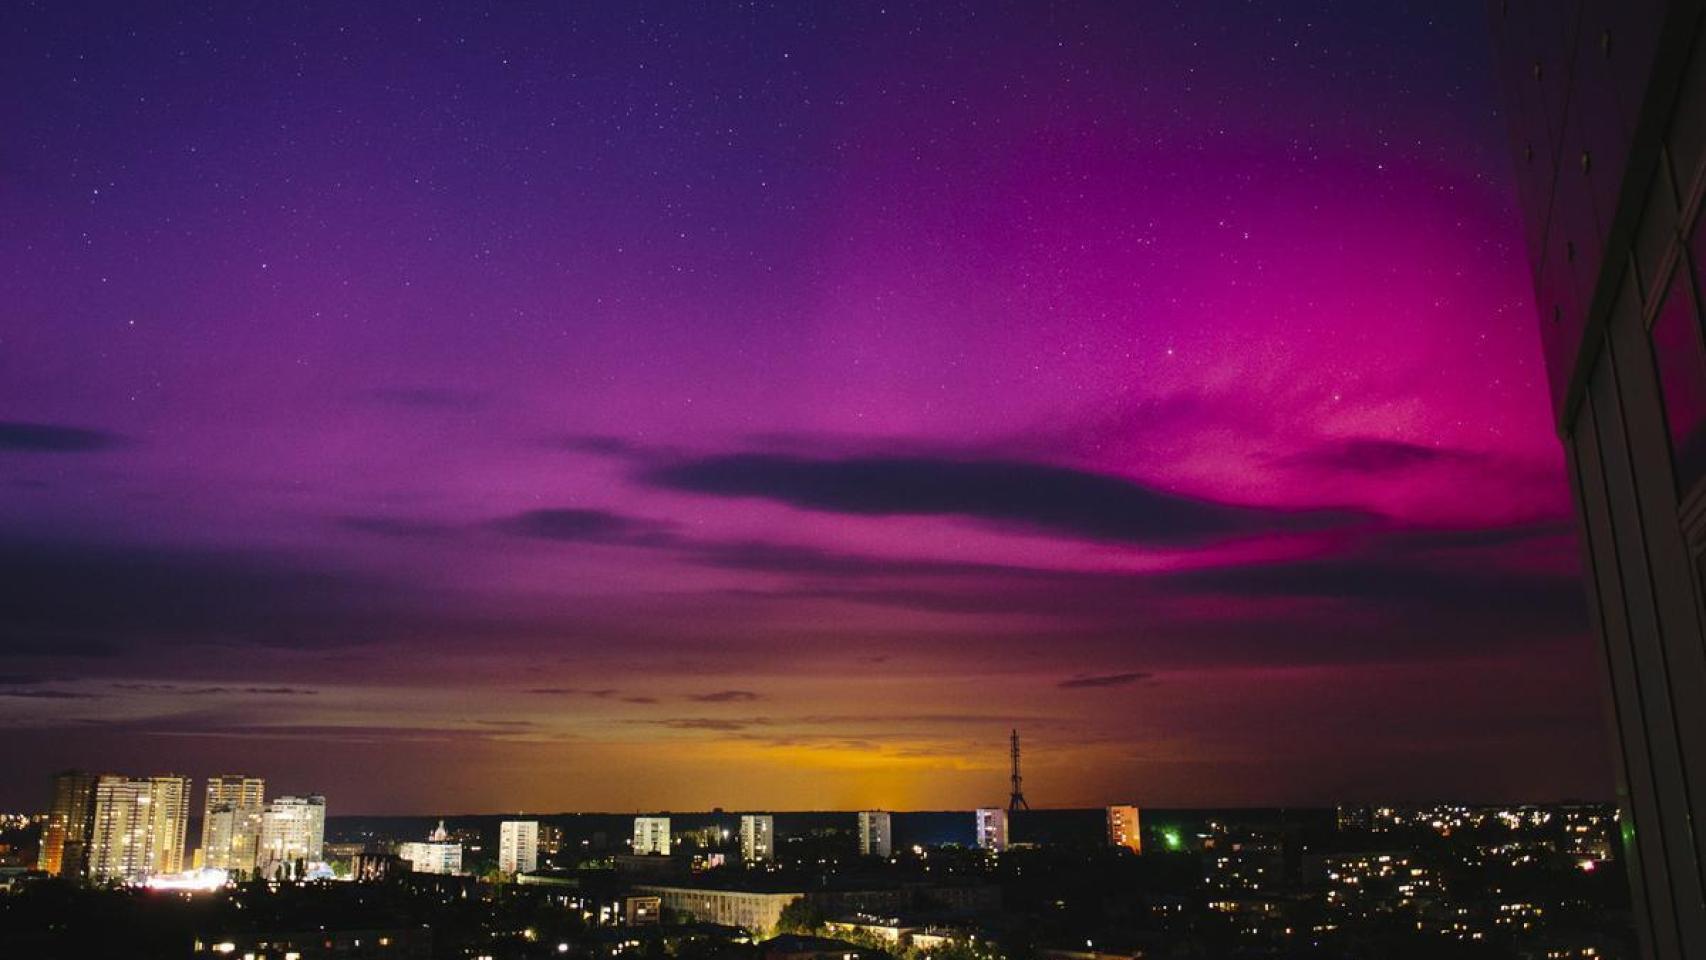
1008,728,1029,811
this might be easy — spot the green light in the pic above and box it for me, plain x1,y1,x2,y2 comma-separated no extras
1162,829,1183,851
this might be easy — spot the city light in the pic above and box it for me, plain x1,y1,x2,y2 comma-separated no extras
144,867,228,892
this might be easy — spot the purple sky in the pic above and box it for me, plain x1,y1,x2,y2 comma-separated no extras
0,1,1609,814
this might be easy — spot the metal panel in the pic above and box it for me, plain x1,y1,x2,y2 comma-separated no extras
1573,393,1673,960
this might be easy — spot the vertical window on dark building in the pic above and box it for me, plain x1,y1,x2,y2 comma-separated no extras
1651,256,1706,494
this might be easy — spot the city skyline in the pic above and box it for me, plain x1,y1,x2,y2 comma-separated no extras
0,0,1610,815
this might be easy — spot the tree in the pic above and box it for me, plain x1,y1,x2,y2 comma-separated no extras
776,897,825,935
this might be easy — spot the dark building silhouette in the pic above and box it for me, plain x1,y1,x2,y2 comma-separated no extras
1491,3,1706,958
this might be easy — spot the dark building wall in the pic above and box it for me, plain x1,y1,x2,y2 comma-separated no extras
1491,3,1706,959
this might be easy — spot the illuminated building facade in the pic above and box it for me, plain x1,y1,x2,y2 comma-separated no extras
1107,805,1142,853
857,811,892,859
38,769,98,878
255,794,325,877
633,884,803,933
974,807,1009,852
1491,4,1706,958
740,814,774,862
87,774,191,883
399,820,462,874
633,816,672,856
200,774,264,874
499,820,539,875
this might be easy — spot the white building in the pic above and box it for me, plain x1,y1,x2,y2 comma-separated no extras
1107,805,1142,853
975,807,1009,852
499,820,539,875
634,884,803,933
399,820,463,875
256,795,326,877
857,811,892,859
633,816,671,855
200,774,265,874
202,804,262,874
88,775,192,883
739,814,774,862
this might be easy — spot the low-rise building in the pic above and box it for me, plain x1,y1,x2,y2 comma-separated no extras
634,884,804,932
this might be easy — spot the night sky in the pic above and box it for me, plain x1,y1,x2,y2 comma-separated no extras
1,1,1609,814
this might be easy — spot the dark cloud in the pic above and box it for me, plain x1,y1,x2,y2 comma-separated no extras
1059,672,1152,689
637,712,1056,740
1391,520,1576,553
0,421,125,452
722,521,1589,665
1162,552,1583,621
482,493,1583,667
793,713,1048,726
110,682,318,696
1277,437,1474,474
0,536,435,653
491,509,678,546
336,516,458,539
526,687,621,698
622,695,660,704
686,538,1013,579
141,723,538,743
643,452,1371,545
0,689,98,699
647,717,770,731
689,690,762,702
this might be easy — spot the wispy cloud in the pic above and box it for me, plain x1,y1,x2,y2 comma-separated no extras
490,509,679,546
0,421,126,452
1059,672,1153,689
688,689,762,703
110,682,320,696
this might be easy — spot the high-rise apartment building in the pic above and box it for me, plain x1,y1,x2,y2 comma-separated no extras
255,795,325,878
1491,4,1706,958
87,775,191,883
399,820,462,875
38,770,98,879
857,811,892,859
739,814,774,862
974,807,1009,853
499,820,539,875
200,775,264,874
633,816,671,856
1107,805,1142,853
539,823,564,859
